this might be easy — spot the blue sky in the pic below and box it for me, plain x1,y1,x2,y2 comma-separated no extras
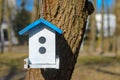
16,0,34,11
16,0,115,12
96,0,115,12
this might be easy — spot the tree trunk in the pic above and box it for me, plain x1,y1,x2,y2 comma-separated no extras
100,0,104,54
106,0,112,52
6,0,12,51
0,0,5,53
89,0,96,53
114,0,120,56
25,0,93,80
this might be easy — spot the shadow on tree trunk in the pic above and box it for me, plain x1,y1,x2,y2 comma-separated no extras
41,34,75,80
41,21,87,80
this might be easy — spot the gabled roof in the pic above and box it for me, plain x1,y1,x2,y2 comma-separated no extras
18,18,63,35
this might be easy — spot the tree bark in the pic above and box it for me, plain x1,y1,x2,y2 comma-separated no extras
25,0,93,80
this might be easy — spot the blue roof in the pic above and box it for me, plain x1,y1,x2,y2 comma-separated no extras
18,18,63,35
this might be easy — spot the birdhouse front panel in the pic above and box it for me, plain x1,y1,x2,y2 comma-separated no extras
29,25,56,64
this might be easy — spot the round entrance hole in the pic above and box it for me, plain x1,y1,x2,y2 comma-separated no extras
39,47,46,54
39,37,46,44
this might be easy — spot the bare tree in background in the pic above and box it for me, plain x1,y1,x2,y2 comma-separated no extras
106,0,113,52
25,0,94,80
0,0,1,20
114,0,120,56
6,0,12,51
31,0,40,21
0,0,13,53
100,0,104,54
89,0,96,53
0,0,5,53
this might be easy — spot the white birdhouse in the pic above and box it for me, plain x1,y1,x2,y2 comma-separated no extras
18,18,62,69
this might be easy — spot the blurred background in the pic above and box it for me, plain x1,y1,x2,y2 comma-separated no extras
0,0,120,80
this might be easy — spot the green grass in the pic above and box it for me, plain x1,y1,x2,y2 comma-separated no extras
0,52,120,80
71,56,120,80
0,52,27,80
77,56,120,65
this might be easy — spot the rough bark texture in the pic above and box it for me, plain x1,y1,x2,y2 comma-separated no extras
26,0,93,80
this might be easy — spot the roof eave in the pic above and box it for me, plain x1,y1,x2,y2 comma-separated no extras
18,18,63,35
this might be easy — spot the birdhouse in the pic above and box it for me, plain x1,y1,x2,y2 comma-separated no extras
18,18,62,69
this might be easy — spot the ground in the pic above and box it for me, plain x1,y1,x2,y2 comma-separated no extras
71,55,120,80
0,46,120,80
